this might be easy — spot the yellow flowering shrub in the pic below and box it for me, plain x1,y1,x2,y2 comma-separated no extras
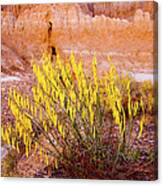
1,52,154,177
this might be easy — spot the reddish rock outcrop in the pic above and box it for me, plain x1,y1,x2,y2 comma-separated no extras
85,2,156,19
1,2,156,19
1,2,157,75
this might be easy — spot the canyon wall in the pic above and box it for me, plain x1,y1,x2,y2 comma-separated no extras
2,2,156,19
1,2,157,75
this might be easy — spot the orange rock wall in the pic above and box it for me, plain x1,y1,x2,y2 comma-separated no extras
1,2,157,73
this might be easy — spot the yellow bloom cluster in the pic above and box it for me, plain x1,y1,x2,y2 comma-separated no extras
102,61,146,137
1,52,151,168
103,65,125,134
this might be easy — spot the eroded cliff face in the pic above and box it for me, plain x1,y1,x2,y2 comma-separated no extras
1,2,157,76
81,2,156,20
1,2,156,19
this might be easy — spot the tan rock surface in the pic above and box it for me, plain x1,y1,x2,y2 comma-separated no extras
1,2,157,74
88,2,156,19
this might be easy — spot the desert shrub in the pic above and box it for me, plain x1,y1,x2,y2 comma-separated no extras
1,52,154,178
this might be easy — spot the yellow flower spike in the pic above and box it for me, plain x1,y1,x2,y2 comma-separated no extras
45,154,49,166
138,115,145,138
16,142,20,153
43,120,48,132
46,80,51,95
82,108,86,120
140,97,144,113
121,107,126,135
33,105,37,117
82,79,87,92
115,110,120,125
28,137,32,151
22,96,25,108
8,125,12,135
39,146,43,158
92,55,98,90
1,127,6,141
79,89,83,102
42,79,47,92
127,80,131,91
15,120,20,132
62,127,65,139
147,94,153,112
11,137,16,149
85,90,90,106
92,53,97,66
5,130,10,145
117,100,121,112
70,51,77,71
93,126,96,139
133,101,139,116
60,92,65,108
19,95,23,107
25,143,29,158
45,100,50,116
65,78,71,89
89,110,94,126
54,159,58,169
58,123,63,135
30,104,34,115
94,90,97,103
77,61,83,83
19,126,23,138
70,90,76,102
52,114,57,127
39,108,43,121
28,119,33,132
26,97,30,110
127,81,132,119
77,102,80,111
